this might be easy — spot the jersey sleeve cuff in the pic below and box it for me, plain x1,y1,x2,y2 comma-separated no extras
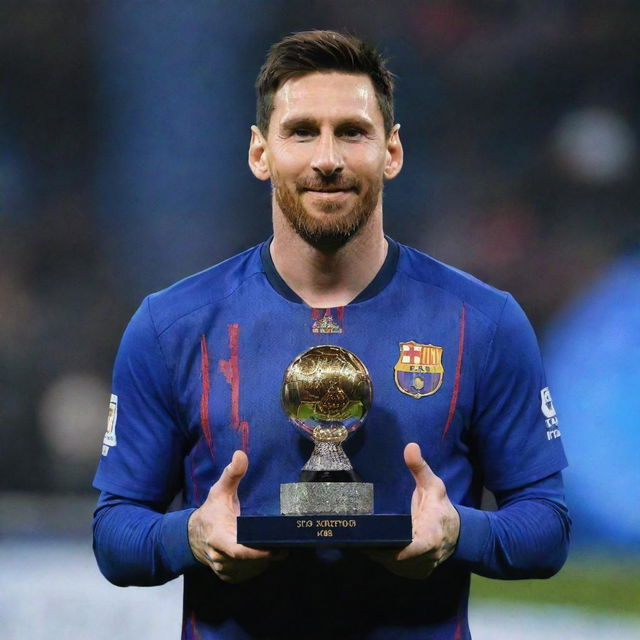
451,504,491,564
159,508,200,574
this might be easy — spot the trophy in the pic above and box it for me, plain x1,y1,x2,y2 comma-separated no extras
237,345,411,547
280,345,373,516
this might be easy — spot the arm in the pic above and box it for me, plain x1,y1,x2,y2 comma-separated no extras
93,493,197,587
93,450,282,587
367,443,570,580
371,297,571,579
454,468,570,579
452,294,571,578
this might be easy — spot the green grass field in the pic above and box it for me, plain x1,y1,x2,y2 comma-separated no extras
471,554,640,615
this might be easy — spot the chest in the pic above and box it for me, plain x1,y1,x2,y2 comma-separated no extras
172,294,480,511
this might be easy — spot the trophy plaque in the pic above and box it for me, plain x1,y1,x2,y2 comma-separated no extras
237,345,412,547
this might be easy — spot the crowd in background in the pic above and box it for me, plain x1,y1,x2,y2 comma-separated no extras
1,1,638,550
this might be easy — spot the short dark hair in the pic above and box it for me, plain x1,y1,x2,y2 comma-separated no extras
256,30,395,137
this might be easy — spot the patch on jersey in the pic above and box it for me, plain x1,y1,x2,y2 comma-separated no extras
101,393,118,456
312,308,343,334
394,342,444,398
540,387,561,439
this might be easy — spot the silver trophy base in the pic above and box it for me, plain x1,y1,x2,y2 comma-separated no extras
280,482,374,516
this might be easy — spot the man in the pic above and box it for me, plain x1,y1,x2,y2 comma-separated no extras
93,30,570,639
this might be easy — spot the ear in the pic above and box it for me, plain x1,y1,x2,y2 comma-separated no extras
248,125,270,181
383,124,403,181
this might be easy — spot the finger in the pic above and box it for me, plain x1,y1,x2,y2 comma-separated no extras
233,544,274,560
403,442,436,490
208,541,273,563
231,542,281,560
208,545,277,573
394,540,422,562
212,561,225,573
213,450,249,495
212,538,281,561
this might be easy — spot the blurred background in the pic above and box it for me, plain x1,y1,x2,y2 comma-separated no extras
0,0,638,637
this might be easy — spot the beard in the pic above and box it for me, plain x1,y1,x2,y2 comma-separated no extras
274,172,382,253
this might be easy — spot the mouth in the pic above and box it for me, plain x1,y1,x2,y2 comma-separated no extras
303,186,355,192
303,188,355,201
301,183,358,195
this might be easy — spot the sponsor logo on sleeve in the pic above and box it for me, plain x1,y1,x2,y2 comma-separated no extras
540,387,561,440
101,394,118,456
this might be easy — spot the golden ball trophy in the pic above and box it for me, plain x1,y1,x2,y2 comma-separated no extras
237,346,411,547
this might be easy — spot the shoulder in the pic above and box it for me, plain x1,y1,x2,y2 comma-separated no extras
143,243,265,335
396,242,512,326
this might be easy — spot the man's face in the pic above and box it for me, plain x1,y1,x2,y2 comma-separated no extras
251,72,401,251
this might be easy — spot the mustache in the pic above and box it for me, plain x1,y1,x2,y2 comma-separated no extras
295,175,360,193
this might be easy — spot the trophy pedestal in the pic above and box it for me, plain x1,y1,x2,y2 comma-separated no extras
238,481,411,547
280,481,373,515
237,513,412,548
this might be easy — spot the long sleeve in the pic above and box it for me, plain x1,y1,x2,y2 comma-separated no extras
93,491,200,586
452,471,571,579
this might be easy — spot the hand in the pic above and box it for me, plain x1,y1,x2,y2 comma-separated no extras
188,450,286,583
366,442,460,580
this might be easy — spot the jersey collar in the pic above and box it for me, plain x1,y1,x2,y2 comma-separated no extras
260,236,399,305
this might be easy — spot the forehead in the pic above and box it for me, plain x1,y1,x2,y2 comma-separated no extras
270,72,383,128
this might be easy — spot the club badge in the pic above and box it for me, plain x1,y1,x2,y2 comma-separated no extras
394,342,444,398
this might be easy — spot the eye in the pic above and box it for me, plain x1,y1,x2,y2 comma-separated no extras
340,127,365,140
292,127,316,139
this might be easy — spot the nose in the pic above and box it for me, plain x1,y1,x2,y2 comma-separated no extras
310,131,343,177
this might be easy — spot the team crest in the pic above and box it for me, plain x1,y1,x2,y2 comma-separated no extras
394,342,444,398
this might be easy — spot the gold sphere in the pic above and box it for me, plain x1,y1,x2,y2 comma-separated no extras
282,345,372,440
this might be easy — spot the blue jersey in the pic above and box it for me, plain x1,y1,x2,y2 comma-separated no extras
94,238,568,639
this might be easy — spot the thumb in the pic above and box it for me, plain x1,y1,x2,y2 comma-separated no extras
213,450,248,495
404,442,434,490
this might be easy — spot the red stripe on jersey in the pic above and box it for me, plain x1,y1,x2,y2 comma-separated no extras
442,304,466,440
219,324,249,452
191,611,202,640
199,335,214,460
454,615,462,640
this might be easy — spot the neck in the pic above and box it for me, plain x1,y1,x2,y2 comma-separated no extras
270,208,387,308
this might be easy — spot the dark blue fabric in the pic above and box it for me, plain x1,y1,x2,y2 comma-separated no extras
93,492,197,586
453,471,570,577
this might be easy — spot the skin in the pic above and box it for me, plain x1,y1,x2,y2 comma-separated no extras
249,72,402,308
364,443,461,579
188,450,287,583
188,71,460,583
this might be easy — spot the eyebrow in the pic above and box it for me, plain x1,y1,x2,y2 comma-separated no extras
279,117,317,133
279,115,375,133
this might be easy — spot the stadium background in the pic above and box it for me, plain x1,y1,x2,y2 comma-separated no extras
0,1,638,637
